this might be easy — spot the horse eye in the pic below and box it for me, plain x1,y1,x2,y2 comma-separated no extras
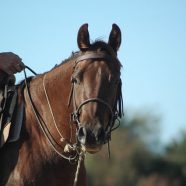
71,77,80,84
71,77,77,83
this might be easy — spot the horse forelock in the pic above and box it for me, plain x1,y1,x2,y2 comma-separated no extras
92,40,121,60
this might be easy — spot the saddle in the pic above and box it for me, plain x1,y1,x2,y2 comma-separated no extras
0,75,24,148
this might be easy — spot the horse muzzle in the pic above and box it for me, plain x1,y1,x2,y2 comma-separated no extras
77,124,106,153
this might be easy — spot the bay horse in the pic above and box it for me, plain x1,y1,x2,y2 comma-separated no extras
0,23,123,186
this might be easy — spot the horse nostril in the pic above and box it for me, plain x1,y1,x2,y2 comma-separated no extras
78,125,106,146
78,127,87,145
97,127,106,143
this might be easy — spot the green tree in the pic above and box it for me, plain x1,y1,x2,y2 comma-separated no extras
86,111,160,186
85,111,186,186
165,131,186,164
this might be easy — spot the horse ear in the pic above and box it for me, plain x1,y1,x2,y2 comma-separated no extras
77,23,91,51
108,24,122,53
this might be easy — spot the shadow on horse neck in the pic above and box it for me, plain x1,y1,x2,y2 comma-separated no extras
0,23,123,186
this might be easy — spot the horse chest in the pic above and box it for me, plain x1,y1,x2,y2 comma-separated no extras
6,155,87,186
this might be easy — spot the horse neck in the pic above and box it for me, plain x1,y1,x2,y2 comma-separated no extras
23,58,76,161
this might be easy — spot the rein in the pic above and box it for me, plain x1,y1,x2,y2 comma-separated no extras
23,66,85,186
23,67,79,161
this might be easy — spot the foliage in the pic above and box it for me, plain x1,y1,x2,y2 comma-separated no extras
165,131,186,164
85,111,186,186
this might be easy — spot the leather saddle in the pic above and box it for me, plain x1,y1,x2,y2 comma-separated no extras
0,77,24,148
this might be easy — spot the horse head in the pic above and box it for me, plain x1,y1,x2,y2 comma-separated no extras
70,24,123,153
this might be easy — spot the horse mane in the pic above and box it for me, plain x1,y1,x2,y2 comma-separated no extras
60,52,80,65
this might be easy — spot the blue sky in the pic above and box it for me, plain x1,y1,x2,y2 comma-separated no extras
0,0,186,144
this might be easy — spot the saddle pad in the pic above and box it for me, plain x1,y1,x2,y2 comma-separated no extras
0,88,24,147
8,101,24,143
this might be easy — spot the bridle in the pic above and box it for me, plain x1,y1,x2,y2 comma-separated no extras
22,51,123,186
68,51,123,143
23,51,123,154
